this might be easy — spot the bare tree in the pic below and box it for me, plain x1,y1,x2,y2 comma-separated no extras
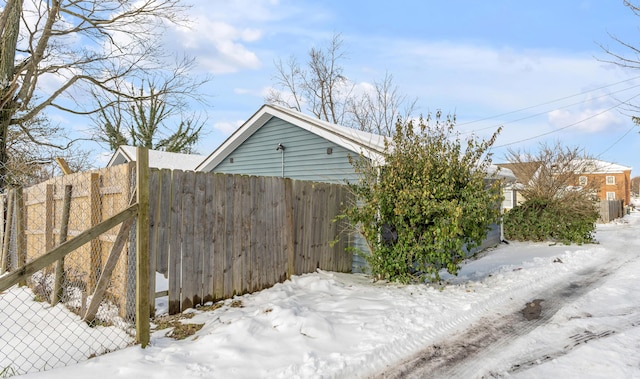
91,57,209,153
600,1,640,130
5,112,92,186
0,0,189,189
267,33,351,125
347,72,418,136
266,33,416,136
600,1,640,70
504,141,601,201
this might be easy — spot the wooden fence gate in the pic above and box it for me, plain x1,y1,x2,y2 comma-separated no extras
146,170,353,314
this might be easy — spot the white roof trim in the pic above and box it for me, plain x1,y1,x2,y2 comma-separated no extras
196,104,388,172
106,146,135,167
487,165,517,182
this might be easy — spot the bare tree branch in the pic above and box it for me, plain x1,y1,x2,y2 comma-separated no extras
90,56,210,153
0,0,192,188
505,141,601,201
266,32,417,136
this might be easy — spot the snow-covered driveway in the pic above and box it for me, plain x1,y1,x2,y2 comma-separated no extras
374,220,640,377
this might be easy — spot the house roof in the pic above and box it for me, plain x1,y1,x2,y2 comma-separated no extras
107,145,206,171
497,159,632,184
571,159,632,174
495,162,542,184
486,165,516,182
195,104,388,172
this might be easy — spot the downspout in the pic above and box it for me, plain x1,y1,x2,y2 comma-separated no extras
276,143,285,177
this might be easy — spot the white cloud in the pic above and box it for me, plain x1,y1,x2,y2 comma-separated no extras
160,0,307,75
213,120,244,135
94,151,114,166
350,81,376,98
380,39,633,115
170,19,262,74
543,89,629,133
547,107,624,133
259,86,304,108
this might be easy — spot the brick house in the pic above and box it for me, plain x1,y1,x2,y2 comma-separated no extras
497,159,632,207
572,159,632,205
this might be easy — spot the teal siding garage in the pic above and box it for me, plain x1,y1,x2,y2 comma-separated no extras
197,104,515,273
211,116,363,184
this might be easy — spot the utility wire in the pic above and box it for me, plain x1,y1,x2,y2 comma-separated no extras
458,75,640,126
597,122,639,158
461,82,640,135
492,92,640,149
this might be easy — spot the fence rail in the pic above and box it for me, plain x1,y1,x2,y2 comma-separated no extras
0,161,138,376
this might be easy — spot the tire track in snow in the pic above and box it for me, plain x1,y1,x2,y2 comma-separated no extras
369,253,636,379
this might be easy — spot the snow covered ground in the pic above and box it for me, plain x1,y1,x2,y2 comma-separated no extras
17,211,640,378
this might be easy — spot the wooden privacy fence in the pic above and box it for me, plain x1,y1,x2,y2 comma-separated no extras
147,169,354,315
1,154,353,322
599,199,625,223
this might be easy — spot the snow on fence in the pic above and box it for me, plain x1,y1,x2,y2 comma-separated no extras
147,169,354,315
599,199,625,223
0,163,137,376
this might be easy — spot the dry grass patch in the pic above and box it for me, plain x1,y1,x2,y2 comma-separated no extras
152,313,203,340
152,300,242,340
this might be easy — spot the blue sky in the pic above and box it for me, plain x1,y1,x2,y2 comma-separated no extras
84,1,640,173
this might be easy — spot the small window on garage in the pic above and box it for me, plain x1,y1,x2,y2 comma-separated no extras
606,191,616,200
578,176,587,186
606,176,615,185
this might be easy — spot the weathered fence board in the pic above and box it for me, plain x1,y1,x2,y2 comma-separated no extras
202,173,216,304
599,199,624,223
0,191,13,273
181,171,197,311
212,174,226,300
155,169,171,275
167,169,183,315
148,169,160,315
194,172,207,304
224,174,234,297
145,170,353,314
231,175,244,296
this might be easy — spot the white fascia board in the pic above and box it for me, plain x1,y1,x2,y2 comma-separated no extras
268,107,386,163
195,108,272,172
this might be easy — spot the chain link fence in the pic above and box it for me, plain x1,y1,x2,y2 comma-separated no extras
0,163,138,376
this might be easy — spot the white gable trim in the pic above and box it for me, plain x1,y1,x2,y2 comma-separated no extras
196,104,387,172
106,146,135,167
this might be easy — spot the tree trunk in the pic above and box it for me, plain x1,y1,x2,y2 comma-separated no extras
0,0,22,190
